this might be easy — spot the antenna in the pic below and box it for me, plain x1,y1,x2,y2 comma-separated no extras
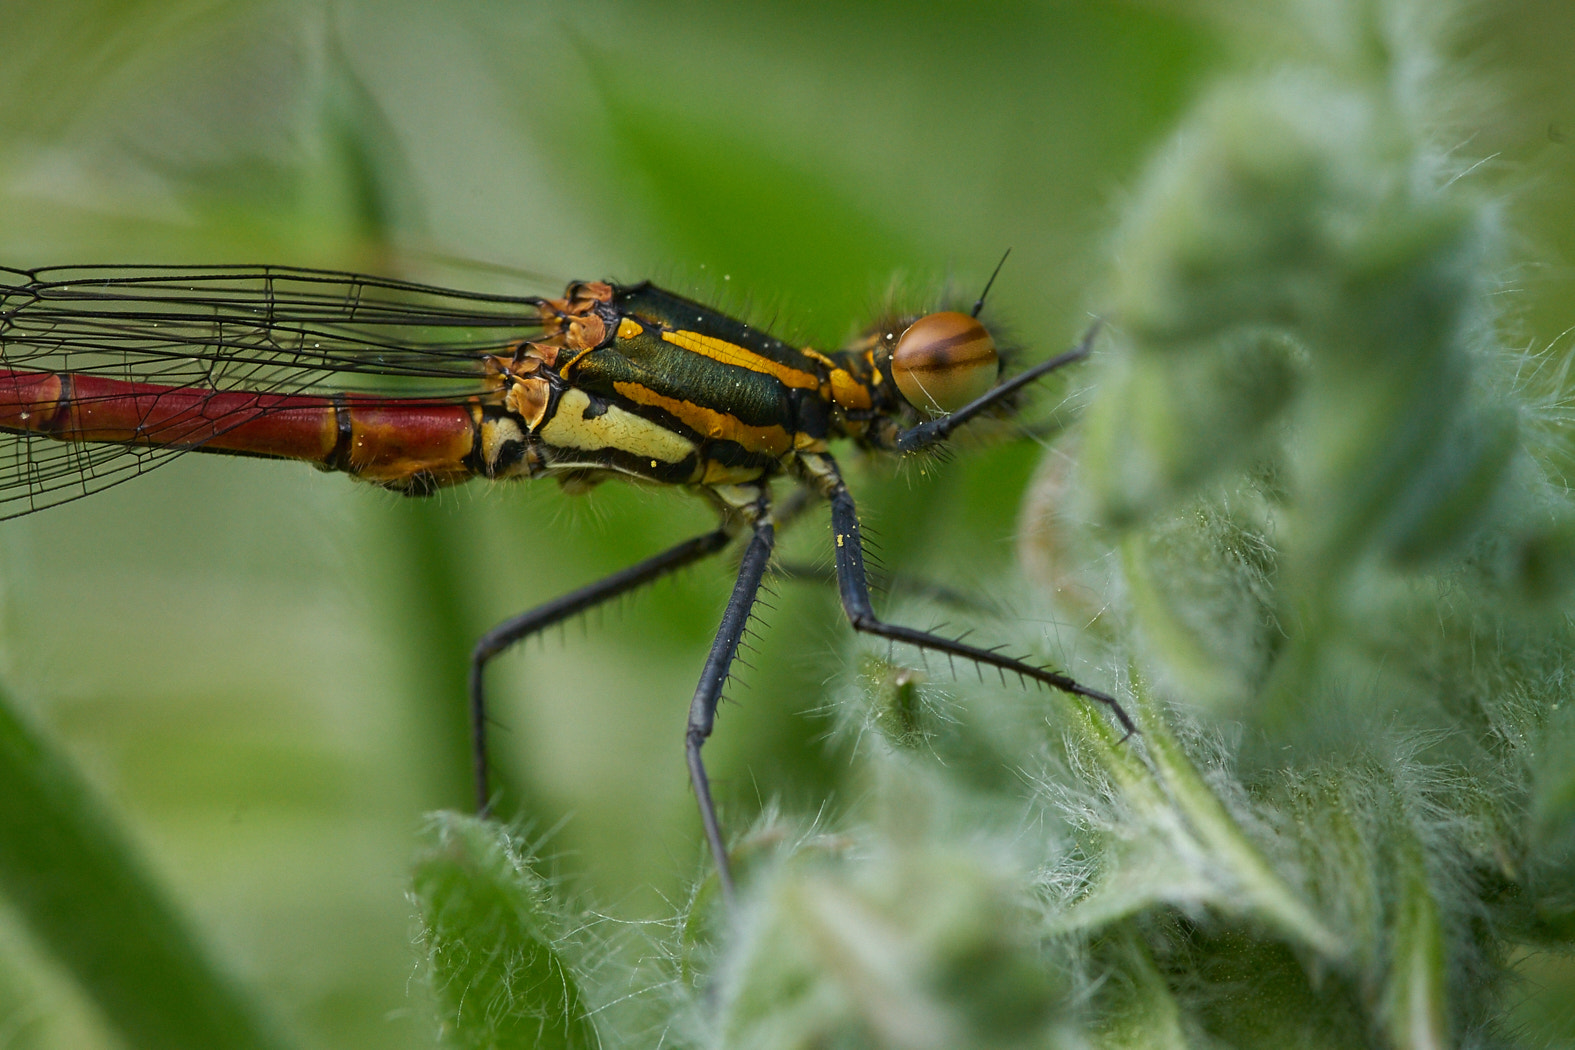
970,249,1011,318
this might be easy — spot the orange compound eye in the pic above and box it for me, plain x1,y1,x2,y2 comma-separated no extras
890,311,999,413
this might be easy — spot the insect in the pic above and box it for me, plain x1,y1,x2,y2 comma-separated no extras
0,262,1132,899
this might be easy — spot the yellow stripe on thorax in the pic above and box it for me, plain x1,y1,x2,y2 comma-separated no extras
799,348,872,410
613,381,794,457
661,330,821,390
538,388,696,464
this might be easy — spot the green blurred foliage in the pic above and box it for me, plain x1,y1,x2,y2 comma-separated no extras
0,0,1573,1047
412,815,599,1050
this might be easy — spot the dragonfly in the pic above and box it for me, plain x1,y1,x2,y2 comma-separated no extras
0,261,1133,899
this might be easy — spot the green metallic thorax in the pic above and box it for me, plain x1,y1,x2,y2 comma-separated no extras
484,282,910,493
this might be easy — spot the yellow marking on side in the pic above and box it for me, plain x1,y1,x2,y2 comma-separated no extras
701,460,766,486
480,416,526,473
661,329,820,390
612,381,793,457
793,432,828,453
617,317,644,339
709,483,764,512
558,345,596,372
539,388,695,464
800,348,837,369
828,369,872,410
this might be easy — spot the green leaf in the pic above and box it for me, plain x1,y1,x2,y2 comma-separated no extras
718,841,1066,1050
0,687,285,1050
412,814,598,1050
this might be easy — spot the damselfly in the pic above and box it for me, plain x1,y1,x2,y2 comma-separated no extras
0,263,1132,898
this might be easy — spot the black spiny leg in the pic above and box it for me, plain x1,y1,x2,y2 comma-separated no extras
805,450,1136,739
686,498,775,904
469,526,735,814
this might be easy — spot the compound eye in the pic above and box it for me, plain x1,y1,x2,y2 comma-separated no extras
890,311,999,413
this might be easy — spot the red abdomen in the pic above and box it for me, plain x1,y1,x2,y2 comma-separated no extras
0,369,482,490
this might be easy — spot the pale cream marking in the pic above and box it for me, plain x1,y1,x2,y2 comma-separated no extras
538,388,695,464
480,416,527,474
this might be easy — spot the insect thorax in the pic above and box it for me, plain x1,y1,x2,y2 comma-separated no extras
475,280,911,493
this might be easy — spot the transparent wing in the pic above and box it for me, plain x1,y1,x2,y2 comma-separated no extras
0,264,553,517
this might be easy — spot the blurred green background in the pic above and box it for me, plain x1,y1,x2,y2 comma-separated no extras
0,1,1572,1047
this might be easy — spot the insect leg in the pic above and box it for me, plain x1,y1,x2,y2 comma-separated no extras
686,504,775,903
771,559,999,615
806,452,1136,737
469,526,735,814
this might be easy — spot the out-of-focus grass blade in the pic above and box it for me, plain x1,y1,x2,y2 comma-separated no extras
0,686,286,1050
